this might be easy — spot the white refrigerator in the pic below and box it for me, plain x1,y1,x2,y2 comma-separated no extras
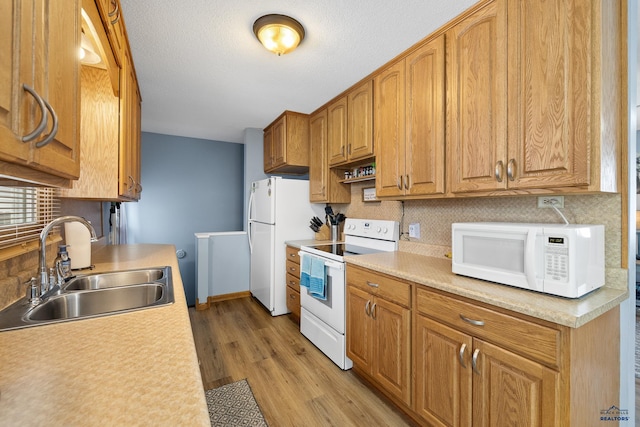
248,177,321,316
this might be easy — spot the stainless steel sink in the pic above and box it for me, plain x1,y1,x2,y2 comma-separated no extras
27,283,167,321
0,266,174,331
63,268,166,291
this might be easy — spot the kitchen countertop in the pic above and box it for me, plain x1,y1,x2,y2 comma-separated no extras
346,251,628,328
0,244,210,426
285,239,340,249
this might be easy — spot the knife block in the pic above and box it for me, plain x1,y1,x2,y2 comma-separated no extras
314,224,331,241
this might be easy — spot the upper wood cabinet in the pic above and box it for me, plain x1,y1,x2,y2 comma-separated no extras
263,111,310,174
60,0,141,200
118,47,142,200
375,36,445,199
447,0,621,195
328,80,374,166
96,0,125,66
0,0,81,186
309,108,350,203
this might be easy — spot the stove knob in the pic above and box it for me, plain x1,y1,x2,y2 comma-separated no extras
376,227,382,233
382,227,388,234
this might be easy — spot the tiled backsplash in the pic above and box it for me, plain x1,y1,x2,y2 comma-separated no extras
344,181,622,268
0,242,59,311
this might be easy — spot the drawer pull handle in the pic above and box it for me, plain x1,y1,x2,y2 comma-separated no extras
366,281,379,288
289,281,296,286
458,343,467,369
371,302,377,320
460,314,484,326
472,348,481,375
289,253,296,257
365,300,371,316
289,267,296,271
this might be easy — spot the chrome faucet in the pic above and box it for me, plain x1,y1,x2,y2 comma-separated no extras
38,216,98,295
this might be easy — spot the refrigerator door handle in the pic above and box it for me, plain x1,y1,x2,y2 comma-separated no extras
247,191,255,254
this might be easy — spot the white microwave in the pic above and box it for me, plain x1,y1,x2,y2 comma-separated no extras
452,222,605,298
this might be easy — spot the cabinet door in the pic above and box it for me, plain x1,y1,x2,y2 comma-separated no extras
327,97,348,166
405,35,445,196
415,315,472,427
118,48,142,199
472,339,558,427
347,80,374,161
506,0,590,189
371,296,411,407
447,0,507,194
309,109,328,202
346,285,373,373
271,116,287,168
0,0,33,164
30,0,81,179
263,127,273,172
374,60,406,198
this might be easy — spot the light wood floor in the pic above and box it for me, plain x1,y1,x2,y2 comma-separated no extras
189,297,416,426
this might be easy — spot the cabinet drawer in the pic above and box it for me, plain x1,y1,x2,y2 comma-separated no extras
347,265,411,308
286,283,301,318
286,246,300,264
286,273,300,290
416,287,560,368
286,260,300,278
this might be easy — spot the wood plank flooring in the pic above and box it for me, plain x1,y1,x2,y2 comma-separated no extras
189,297,416,426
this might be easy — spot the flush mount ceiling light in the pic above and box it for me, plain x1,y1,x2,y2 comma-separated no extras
253,14,305,56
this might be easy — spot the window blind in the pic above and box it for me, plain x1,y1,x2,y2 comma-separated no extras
0,186,60,249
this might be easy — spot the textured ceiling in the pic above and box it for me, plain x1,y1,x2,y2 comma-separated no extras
118,0,477,143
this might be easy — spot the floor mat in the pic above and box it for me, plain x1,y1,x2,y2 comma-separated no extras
205,379,268,426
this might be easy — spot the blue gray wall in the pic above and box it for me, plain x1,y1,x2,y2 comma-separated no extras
127,132,245,305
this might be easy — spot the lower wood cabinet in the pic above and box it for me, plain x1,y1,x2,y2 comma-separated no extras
346,265,411,407
346,264,619,427
285,246,301,323
415,313,558,427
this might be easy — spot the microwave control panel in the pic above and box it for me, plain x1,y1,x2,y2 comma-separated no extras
544,236,569,282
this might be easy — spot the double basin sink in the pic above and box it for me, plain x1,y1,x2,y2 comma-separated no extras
0,267,174,331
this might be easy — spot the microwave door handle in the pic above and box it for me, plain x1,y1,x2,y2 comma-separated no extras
524,229,539,290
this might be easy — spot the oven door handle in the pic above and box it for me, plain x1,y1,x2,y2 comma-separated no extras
298,252,344,271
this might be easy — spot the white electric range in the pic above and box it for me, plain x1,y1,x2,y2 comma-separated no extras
298,218,400,370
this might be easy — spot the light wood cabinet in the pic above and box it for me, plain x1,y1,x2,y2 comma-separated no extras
375,36,445,198
414,286,617,427
447,0,620,195
346,265,411,407
0,0,80,186
96,0,125,66
285,246,301,323
60,0,141,200
118,47,142,200
263,111,309,174
328,81,374,166
309,108,350,203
